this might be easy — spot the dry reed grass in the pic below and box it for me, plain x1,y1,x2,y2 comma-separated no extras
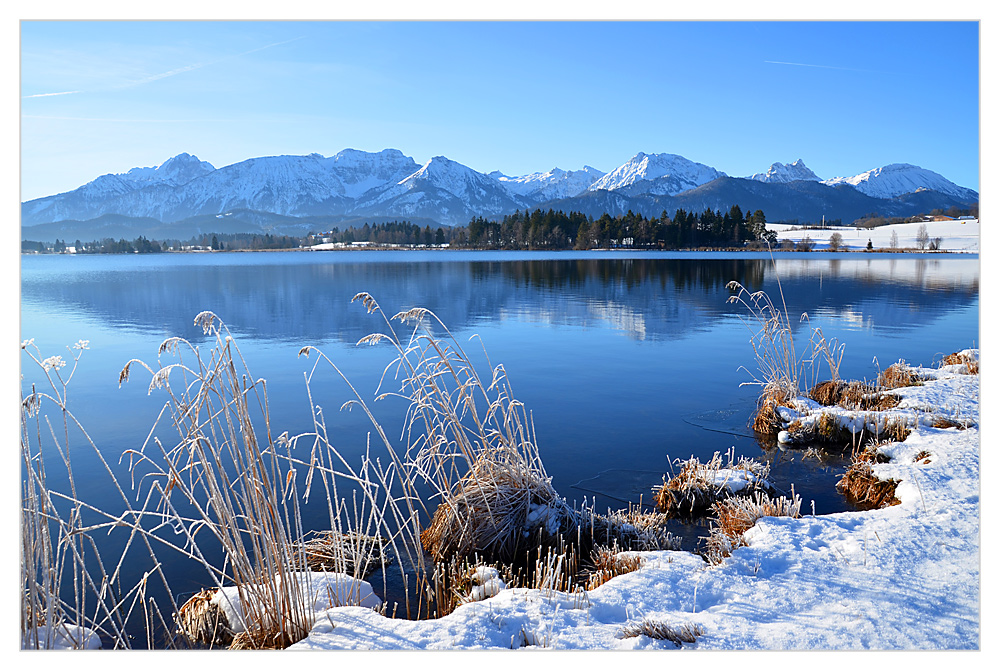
929,416,967,430
727,280,847,437
654,451,772,518
617,619,704,646
809,380,900,412
702,492,802,564
296,531,391,577
20,339,173,649
941,351,979,375
586,545,643,590
120,312,320,648
836,461,900,510
175,590,234,648
878,361,924,389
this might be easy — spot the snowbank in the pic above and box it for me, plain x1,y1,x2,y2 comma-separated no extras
768,219,979,253
213,572,382,635
292,356,979,650
21,623,102,650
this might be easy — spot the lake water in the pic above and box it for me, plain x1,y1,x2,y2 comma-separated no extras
20,250,979,643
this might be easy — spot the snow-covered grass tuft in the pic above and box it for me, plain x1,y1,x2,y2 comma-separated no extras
586,545,644,590
703,492,803,565
654,450,773,518
617,619,704,646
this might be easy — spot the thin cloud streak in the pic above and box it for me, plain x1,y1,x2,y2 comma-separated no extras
22,114,284,123
22,90,82,98
764,60,898,76
21,36,305,99
116,36,305,90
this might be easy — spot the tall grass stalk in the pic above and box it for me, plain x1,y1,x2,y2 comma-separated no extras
119,312,330,647
20,340,150,649
727,276,847,434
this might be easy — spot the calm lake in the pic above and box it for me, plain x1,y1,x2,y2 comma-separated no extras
20,250,979,642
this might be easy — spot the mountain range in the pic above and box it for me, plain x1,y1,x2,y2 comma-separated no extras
21,149,979,241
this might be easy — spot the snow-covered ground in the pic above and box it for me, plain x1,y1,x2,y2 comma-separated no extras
289,355,980,650
768,219,979,253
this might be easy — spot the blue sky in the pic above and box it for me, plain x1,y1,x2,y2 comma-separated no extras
20,20,980,201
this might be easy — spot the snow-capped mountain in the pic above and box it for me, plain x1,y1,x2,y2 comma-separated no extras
352,156,529,225
749,159,820,183
491,166,605,203
20,148,979,235
822,163,979,201
21,153,217,224
589,152,726,196
118,152,216,188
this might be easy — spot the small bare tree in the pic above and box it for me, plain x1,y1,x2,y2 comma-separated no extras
916,224,930,250
889,229,899,249
827,232,844,252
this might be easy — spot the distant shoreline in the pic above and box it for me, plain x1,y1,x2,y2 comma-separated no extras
20,247,979,257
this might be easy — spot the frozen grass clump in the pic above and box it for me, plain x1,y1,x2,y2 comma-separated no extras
702,491,802,565
617,619,704,646
586,544,644,590
836,443,901,510
940,350,979,375
779,411,912,450
878,360,925,389
809,379,901,411
654,451,773,518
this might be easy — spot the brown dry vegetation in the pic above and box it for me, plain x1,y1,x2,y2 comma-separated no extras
752,388,790,435
297,531,391,577
617,619,704,646
586,545,644,590
702,492,802,564
653,453,771,518
809,380,901,412
929,416,967,430
783,413,910,451
836,449,901,510
175,589,234,648
942,351,979,375
878,362,924,389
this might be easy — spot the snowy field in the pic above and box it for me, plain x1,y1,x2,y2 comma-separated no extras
768,219,979,253
276,356,980,651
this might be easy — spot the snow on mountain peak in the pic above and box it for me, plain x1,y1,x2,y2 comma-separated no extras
749,159,820,183
589,152,725,196
494,165,606,201
120,153,216,188
822,163,978,200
